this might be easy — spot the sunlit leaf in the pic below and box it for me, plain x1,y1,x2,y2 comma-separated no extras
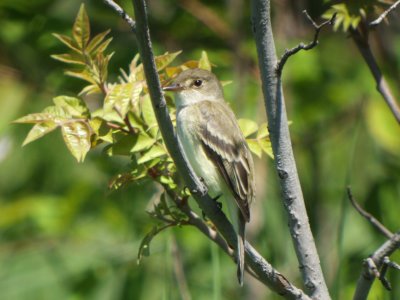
259,138,274,159
257,123,269,139
51,53,85,65
89,117,113,143
73,4,90,49
79,84,101,96
13,113,55,124
65,69,97,85
52,33,80,53
53,95,90,118
238,118,258,137
22,121,58,146
155,51,182,72
140,94,158,137
131,133,157,152
247,139,262,158
137,145,166,164
86,29,111,54
61,121,91,162
104,82,143,118
198,51,211,71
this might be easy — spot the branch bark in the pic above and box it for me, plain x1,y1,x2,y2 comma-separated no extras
353,231,400,300
129,0,311,298
351,28,400,124
251,1,330,299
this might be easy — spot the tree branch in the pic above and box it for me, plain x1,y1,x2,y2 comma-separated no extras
347,186,393,239
351,28,400,124
103,0,136,32
353,231,400,300
370,0,400,27
276,11,336,76
122,0,313,298
251,1,331,299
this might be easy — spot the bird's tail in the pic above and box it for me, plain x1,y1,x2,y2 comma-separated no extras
237,212,246,286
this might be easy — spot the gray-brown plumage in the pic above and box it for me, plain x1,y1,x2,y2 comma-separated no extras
163,68,255,285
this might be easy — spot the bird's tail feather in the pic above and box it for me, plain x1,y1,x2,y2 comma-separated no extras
237,212,246,286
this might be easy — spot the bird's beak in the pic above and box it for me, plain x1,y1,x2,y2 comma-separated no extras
162,83,184,92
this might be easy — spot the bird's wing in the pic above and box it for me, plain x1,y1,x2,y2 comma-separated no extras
195,100,255,222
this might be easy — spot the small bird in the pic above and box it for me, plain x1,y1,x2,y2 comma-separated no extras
163,68,255,285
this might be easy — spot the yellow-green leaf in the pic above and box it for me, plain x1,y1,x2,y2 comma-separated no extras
131,133,157,152
52,33,80,53
156,51,182,71
89,117,113,144
13,113,54,124
246,139,262,158
73,4,90,49
140,94,158,137
51,53,85,65
61,121,91,162
53,95,90,118
22,121,58,146
137,145,166,164
86,29,111,54
257,123,269,139
198,51,211,71
65,69,97,85
259,138,274,159
238,118,258,137
104,82,143,118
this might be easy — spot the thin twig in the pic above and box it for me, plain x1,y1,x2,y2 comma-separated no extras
347,186,393,239
276,11,336,76
103,0,136,32
370,0,400,27
351,28,400,124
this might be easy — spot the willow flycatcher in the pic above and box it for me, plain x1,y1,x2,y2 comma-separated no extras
163,68,255,285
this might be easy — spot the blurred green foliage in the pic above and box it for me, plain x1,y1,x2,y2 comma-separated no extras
1,1,400,300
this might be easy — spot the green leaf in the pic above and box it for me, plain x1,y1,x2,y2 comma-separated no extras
53,95,90,118
131,133,157,152
13,113,55,124
61,121,91,162
137,145,166,164
259,138,274,159
246,139,262,158
257,123,269,139
51,53,85,65
155,51,182,72
137,226,159,263
104,82,143,118
73,4,90,49
65,69,97,85
238,118,258,137
52,33,80,53
89,117,113,143
86,29,111,54
79,84,101,96
140,94,158,137
198,51,211,71
22,121,58,146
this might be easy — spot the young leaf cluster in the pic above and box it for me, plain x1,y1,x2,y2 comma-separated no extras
323,1,393,31
14,4,273,260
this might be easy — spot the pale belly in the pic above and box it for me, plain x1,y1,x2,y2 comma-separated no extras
176,109,225,198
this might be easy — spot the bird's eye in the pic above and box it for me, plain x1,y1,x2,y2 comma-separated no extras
193,79,203,87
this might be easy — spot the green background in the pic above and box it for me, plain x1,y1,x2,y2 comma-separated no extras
1,0,399,299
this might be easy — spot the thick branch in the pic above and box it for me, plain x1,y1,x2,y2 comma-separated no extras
251,1,330,299
128,0,311,298
353,231,400,300
351,29,400,124
370,0,400,27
